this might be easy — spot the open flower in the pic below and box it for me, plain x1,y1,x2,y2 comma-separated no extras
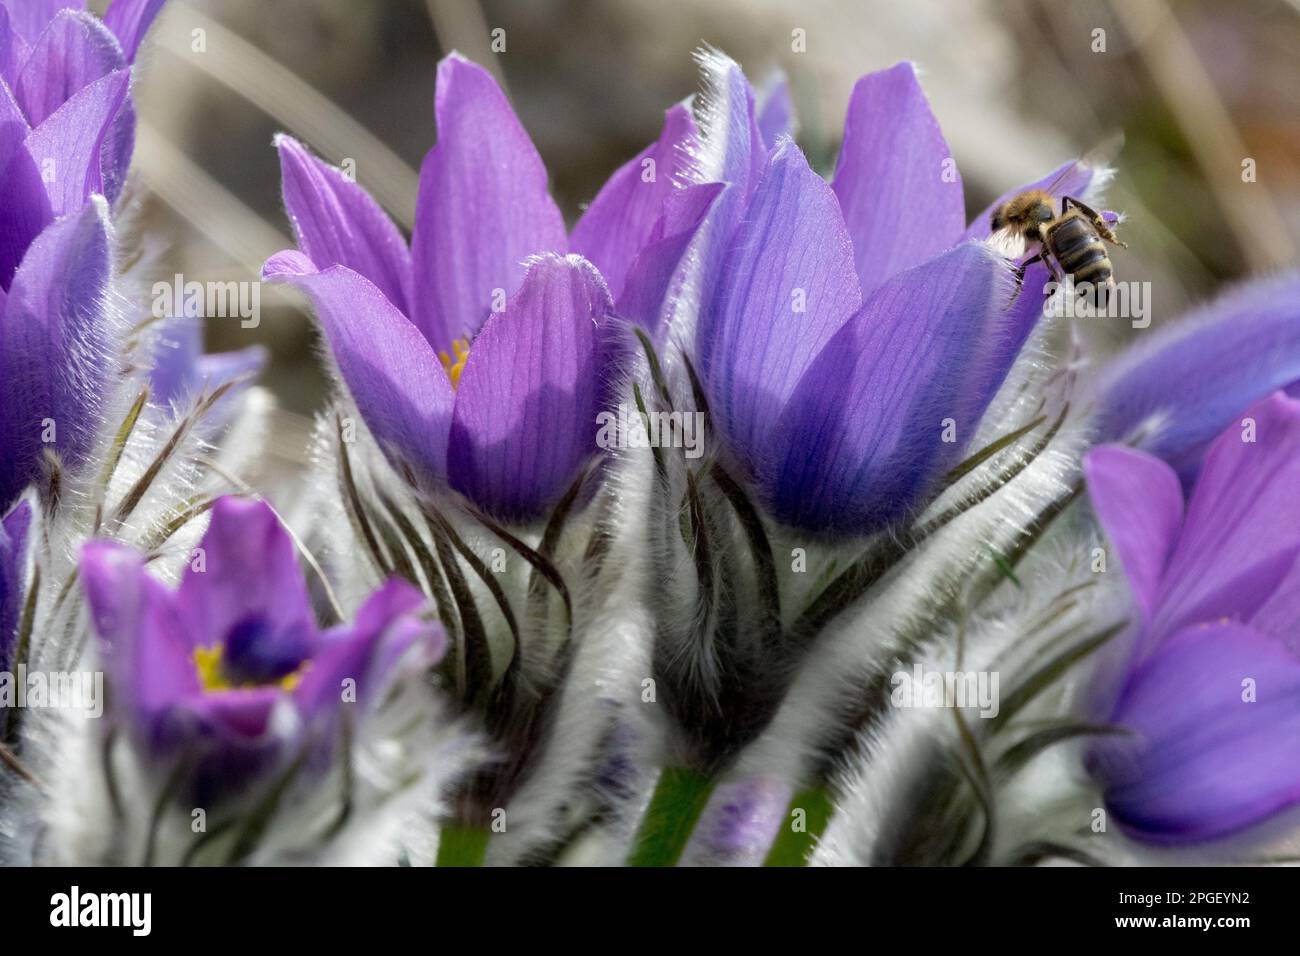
684,57,1104,535
1083,392,1300,843
79,496,445,802
263,53,706,522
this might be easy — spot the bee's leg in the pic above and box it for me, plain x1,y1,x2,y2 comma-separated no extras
1008,251,1047,306
1063,195,1128,248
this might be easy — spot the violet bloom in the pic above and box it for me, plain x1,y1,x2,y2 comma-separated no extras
148,312,268,419
1083,392,1300,843
0,499,31,673
0,0,166,285
1089,270,1300,479
0,199,112,509
684,58,1100,535
80,496,444,801
265,54,700,522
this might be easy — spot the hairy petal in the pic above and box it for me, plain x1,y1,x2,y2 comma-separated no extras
448,253,613,522
264,250,454,490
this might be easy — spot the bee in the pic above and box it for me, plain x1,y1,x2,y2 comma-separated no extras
992,145,1126,305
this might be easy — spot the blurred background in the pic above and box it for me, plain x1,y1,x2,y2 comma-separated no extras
125,0,1300,473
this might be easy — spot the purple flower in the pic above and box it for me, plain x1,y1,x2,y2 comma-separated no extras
148,312,268,417
0,1,166,286
264,53,699,522
686,59,1097,535
0,199,112,509
79,496,444,801
1083,392,1300,843
1089,271,1300,479
0,498,31,673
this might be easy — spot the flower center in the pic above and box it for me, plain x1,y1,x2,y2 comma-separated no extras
192,615,310,692
438,338,470,389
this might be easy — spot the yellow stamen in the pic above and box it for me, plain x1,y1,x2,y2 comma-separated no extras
438,338,471,389
192,644,305,693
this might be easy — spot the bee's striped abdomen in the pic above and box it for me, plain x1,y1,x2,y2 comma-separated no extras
1048,212,1112,286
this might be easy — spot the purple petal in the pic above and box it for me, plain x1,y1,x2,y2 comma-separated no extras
149,314,267,412
0,67,128,286
174,497,316,654
1083,444,1184,628
264,250,454,490
102,0,167,61
276,134,412,316
13,10,125,126
697,141,862,476
1092,621,1300,844
756,72,796,148
0,498,31,668
570,102,697,300
0,199,111,508
1152,392,1300,642
831,63,965,296
1090,271,1300,477
295,577,442,719
0,1,73,46
962,158,1099,243
615,181,722,335
80,539,199,746
764,242,1010,534
447,253,613,522
409,54,566,350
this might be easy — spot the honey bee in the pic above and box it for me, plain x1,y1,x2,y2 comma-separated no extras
992,146,1126,305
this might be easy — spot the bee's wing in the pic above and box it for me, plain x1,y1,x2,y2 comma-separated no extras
1044,130,1124,197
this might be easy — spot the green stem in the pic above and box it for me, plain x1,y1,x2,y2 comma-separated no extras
435,824,491,867
762,788,833,867
627,766,716,867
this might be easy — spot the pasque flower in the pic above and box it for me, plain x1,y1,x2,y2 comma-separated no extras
681,59,1104,535
79,496,445,802
265,53,704,522
1083,392,1300,843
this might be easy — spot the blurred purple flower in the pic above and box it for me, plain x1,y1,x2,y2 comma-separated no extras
0,199,112,509
148,311,267,420
1083,392,1300,843
265,53,704,522
80,496,444,802
0,498,31,673
1089,271,1300,480
686,59,1094,535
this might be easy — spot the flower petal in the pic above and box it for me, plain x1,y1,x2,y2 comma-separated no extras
764,242,1010,535
447,253,613,522
264,250,453,489
570,102,697,300
1083,444,1184,628
1092,621,1300,844
831,62,965,296
1090,271,1300,477
80,539,200,745
0,1,72,46
697,141,861,476
175,497,316,653
615,181,722,335
294,577,443,719
409,53,566,350
756,72,796,148
1152,392,1300,642
276,134,412,315
0,199,112,509
102,0,166,61
13,9,124,127
0,67,128,286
